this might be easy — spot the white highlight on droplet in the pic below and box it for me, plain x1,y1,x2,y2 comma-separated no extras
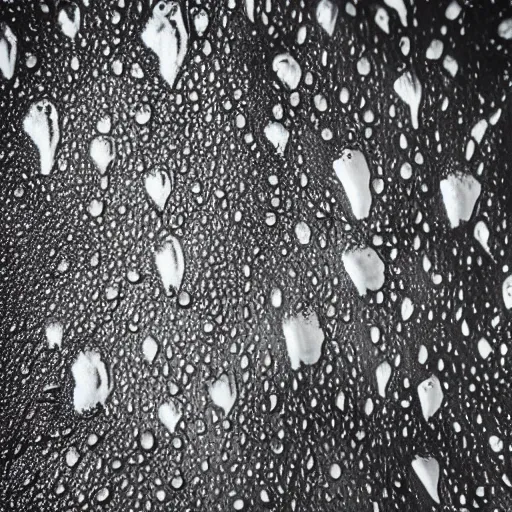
23,100,60,176
264,122,289,155
270,287,282,308
88,199,104,217
502,275,512,309
417,375,444,422
400,36,410,56
342,246,385,296
316,0,338,36
295,221,311,245
140,431,154,450
445,1,461,20
282,311,325,370
471,119,488,144
400,162,412,180
272,53,302,90
46,321,63,349
412,456,440,504
209,374,237,415
498,19,512,40
489,435,503,453
145,168,173,212
418,345,428,364
159,401,182,433
97,115,111,134
333,149,372,219
90,136,115,174
65,447,79,467
394,71,422,130
474,220,491,256
244,0,255,22
135,104,151,125
142,335,159,363
384,0,408,26
375,361,392,398
466,140,475,161
401,297,414,321
356,56,371,76
155,236,185,295
329,463,341,479
72,351,112,413
477,338,492,359
58,3,81,39
336,390,345,411
374,8,390,33
440,173,481,228
426,39,443,60
193,9,209,36
141,1,189,88
0,23,17,80
442,55,458,79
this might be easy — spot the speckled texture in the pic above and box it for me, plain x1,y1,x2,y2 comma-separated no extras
2,1,512,511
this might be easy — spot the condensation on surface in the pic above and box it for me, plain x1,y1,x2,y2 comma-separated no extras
2,0,512,511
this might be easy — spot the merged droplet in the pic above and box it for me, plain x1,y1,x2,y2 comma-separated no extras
282,311,325,370
375,361,392,398
272,53,302,90
412,456,440,504
440,173,481,228
209,374,237,416
71,351,112,413
154,236,185,295
394,71,422,130
316,0,338,36
342,246,385,296
58,2,81,39
264,122,289,155
333,149,372,220
46,321,63,349
417,375,444,421
23,100,60,176
158,400,182,434
90,136,115,174
142,334,159,363
0,23,17,80
144,167,173,212
141,1,189,88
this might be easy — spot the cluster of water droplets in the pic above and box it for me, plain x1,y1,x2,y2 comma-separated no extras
2,0,512,510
